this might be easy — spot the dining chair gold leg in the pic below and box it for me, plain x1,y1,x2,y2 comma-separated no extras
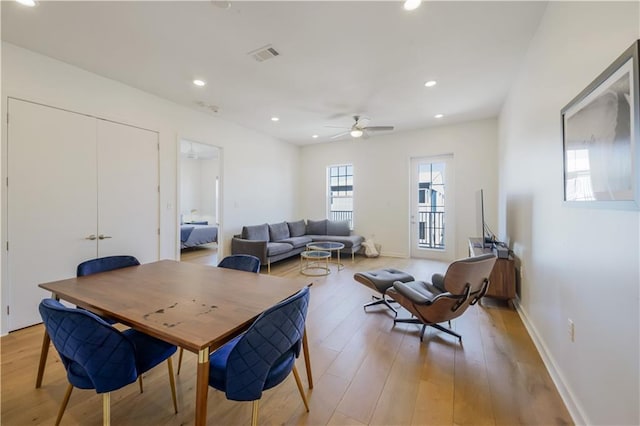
251,400,259,426
292,365,310,412
302,328,313,389
177,348,184,375
36,331,51,388
54,383,74,426
36,293,59,389
166,357,178,414
138,376,143,393
102,392,111,426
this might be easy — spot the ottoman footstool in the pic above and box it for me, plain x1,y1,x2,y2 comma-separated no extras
354,268,415,316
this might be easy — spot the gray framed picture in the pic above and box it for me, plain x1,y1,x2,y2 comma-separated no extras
561,40,639,209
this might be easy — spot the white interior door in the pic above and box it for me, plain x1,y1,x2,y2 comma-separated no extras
7,99,98,331
97,120,159,263
410,155,455,261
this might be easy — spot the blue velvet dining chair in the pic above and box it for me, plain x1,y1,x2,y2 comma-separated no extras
217,254,261,274
38,298,178,426
36,255,142,389
76,255,140,278
208,286,310,426
76,255,140,326
176,254,261,374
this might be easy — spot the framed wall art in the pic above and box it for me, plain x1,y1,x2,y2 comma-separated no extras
561,40,640,209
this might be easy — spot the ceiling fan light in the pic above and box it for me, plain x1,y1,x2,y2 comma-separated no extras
350,129,364,138
403,0,421,11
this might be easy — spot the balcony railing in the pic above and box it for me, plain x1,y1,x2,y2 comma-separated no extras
418,211,445,249
330,210,353,228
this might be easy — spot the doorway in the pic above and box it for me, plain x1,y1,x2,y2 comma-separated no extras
410,155,455,261
178,140,221,266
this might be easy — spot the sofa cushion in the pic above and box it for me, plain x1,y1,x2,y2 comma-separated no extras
278,236,313,249
309,234,364,249
287,220,306,237
266,242,294,256
242,223,269,241
306,219,327,235
327,220,350,236
269,222,290,242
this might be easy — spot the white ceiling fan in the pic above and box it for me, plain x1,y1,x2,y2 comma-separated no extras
327,115,395,139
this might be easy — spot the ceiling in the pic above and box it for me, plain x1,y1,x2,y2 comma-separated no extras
1,1,547,145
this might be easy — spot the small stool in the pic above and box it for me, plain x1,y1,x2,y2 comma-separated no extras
354,268,415,316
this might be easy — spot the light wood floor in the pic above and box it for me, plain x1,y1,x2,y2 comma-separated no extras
1,250,572,425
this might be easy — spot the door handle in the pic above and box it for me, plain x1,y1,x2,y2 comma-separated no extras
98,234,112,240
85,234,97,240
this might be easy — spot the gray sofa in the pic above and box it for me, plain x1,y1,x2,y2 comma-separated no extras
231,219,364,273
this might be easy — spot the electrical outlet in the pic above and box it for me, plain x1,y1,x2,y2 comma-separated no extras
568,319,575,342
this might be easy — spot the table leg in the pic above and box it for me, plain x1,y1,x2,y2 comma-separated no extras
35,331,50,388
302,327,313,389
195,348,210,426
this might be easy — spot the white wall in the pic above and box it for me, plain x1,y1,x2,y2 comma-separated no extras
180,156,219,224
499,2,639,424
299,118,498,259
1,42,300,334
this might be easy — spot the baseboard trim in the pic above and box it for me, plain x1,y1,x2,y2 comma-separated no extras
513,298,587,425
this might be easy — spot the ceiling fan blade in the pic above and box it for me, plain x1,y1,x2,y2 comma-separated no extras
324,125,351,129
330,131,351,139
363,126,394,132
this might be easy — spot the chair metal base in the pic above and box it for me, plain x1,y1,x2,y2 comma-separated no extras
394,318,462,342
363,295,398,316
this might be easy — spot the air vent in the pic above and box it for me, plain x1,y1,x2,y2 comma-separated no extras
248,44,280,62
195,101,219,113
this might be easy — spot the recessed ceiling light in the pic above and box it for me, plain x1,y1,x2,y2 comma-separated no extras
16,0,37,6
312,135,319,139
193,79,206,87
424,80,437,88
403,0,421,11
434,114,444,119
271,117,280,122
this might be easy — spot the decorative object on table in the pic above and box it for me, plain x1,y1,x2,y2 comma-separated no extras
561,39,639,209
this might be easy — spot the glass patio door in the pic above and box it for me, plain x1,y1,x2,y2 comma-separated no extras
410,155,455,260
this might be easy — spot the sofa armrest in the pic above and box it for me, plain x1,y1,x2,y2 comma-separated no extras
231,238,268,263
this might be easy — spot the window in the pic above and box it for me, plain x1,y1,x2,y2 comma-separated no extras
327,164,353,228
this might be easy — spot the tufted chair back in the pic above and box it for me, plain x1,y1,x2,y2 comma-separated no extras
76,255,140,277
224,286,309,401
38,299,138,393
217,254,261,274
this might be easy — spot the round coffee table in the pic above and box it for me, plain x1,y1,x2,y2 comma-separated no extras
300,250,331,276
306,242,345,270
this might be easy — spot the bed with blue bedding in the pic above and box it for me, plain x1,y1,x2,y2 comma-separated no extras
180,222,218,249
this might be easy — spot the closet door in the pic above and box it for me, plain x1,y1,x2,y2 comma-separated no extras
7,99,98,331
96,120,159,263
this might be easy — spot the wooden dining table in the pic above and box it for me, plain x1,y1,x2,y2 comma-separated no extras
37,259,313,426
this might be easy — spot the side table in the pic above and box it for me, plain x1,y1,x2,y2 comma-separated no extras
300,250,331,276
